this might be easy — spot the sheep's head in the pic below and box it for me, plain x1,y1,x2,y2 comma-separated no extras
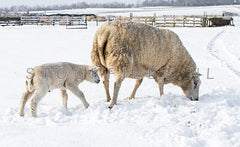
87,66,100,84
181,72,201,101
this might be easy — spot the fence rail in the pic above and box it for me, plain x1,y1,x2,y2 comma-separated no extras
20,16,87,27
0,13,234,28
130,15,203,27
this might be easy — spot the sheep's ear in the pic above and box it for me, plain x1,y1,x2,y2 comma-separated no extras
190,71,202,78
194,72,202,77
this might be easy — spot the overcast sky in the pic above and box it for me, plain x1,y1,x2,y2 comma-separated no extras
0,0,142,7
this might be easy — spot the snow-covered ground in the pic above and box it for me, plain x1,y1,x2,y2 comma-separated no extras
1,5,240,147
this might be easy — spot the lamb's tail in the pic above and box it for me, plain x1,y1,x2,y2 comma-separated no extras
25,72,34,92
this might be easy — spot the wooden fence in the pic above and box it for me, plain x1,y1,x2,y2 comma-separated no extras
21,16,87,28
130,15,203,27
0,14,234,28
0,17,21,26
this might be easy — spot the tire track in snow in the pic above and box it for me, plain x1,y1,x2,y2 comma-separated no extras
207,29,240,78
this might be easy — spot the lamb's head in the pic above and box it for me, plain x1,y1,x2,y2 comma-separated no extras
86,66,100,84
181,72,201,101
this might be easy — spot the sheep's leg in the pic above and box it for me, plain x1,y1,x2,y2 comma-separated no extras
103,71,111,102
30,89,47,117
19,90,35,116
155,77,165,100
128,78,143,100
60,89,68,109
67,85,89,109
109,78,123,109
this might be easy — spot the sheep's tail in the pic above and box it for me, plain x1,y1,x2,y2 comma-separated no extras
25,72,34,92
91,31,109,68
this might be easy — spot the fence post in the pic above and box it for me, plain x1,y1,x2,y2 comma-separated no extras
202,12,207,27
173,15,175,27
52,17,54,26
66,16,68,26
183,16,185,27
130,13,133,22
164,16,166,27
193,16,195,27
20,16,23,25
96,15,98,26
153,13,156,26
85,16,87,27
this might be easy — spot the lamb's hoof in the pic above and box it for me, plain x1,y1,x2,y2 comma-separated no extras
19,113,24,117
106,98,111,102
84,103,89,109
31,114,37,117
30,112,37,117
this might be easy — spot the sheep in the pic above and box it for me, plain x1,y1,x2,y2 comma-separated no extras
19,62,100,117
91,21,201,108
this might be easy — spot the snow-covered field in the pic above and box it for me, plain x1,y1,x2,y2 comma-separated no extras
44,5,240,16
1,5,240,147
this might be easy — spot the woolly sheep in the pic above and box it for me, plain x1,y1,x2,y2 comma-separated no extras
19,62,100,117
91,21,201,108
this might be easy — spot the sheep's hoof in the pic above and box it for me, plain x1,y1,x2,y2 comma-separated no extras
106,98,111,102
19,113,24,117
128,96,134,100
108,104,113,109
108,106,113,109
108,103,115,109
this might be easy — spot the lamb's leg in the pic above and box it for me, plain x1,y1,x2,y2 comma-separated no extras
60,89,68,109
103,70,111,102
30,90,47,117
128,78,143,100
158,81,164,99
19,90,35,116
67,85,89,109
155,77,165,100
109,77,123,109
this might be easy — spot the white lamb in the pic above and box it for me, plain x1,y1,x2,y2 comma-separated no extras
19,62,100,117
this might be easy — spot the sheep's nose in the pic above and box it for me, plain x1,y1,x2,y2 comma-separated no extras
191,98,198,101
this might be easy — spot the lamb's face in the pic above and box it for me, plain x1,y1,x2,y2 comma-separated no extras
182,75,201,101
88,69,100,84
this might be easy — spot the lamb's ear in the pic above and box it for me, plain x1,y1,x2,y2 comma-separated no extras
95,68,99,73
92,66,99,72
89,66,99,73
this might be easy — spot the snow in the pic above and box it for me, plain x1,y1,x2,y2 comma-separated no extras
0,0,139,8
43,5,240,17
0,5,240,147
